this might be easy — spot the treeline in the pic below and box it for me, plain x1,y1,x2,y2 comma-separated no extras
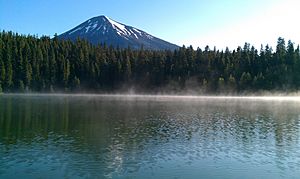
0,31,300,93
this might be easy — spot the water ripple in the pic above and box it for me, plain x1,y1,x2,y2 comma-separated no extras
1,96,300,178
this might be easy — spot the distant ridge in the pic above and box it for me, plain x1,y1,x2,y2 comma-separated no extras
58,15,179,50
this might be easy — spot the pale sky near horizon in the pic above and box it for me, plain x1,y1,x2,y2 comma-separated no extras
1,0,299,50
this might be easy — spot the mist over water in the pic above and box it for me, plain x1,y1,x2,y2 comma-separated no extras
0,94,300,178
4,93,300,102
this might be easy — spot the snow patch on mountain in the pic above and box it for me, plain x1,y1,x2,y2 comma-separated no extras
105,16,132,36
69,27,83,35
58,15,179,50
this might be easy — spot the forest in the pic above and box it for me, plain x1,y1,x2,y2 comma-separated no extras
0,31,300,94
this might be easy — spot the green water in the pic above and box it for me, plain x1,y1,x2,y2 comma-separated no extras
0,95,300,178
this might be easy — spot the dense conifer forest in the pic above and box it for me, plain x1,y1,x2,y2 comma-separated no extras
0,31,300,94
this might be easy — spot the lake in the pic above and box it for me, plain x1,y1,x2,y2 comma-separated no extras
0,94,300,178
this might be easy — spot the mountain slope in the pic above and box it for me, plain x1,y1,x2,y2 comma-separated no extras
58,15,179,50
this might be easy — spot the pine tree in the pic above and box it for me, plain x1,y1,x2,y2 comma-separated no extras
73,76,80,90
19,80,25,92
228,74,236,89
0,60,5,85
218,77,225,91
63,59,70,87
239,72,252,90
25,63,32,89
6,59,13,90
123,56,132,81
49,47,57,85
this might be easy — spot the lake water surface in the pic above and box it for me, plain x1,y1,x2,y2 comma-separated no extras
0,94,300,178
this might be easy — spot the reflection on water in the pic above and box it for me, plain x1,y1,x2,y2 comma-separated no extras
0,95,300,178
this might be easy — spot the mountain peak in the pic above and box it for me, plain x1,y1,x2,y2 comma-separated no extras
58,15,179,50
97,15,107,18
91,15,109,22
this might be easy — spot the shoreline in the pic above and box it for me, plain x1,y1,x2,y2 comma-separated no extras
2,93,300,101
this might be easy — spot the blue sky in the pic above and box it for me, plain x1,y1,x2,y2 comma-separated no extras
1,0,298,49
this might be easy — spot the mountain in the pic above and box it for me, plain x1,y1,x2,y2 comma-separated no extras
58,15,179,50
